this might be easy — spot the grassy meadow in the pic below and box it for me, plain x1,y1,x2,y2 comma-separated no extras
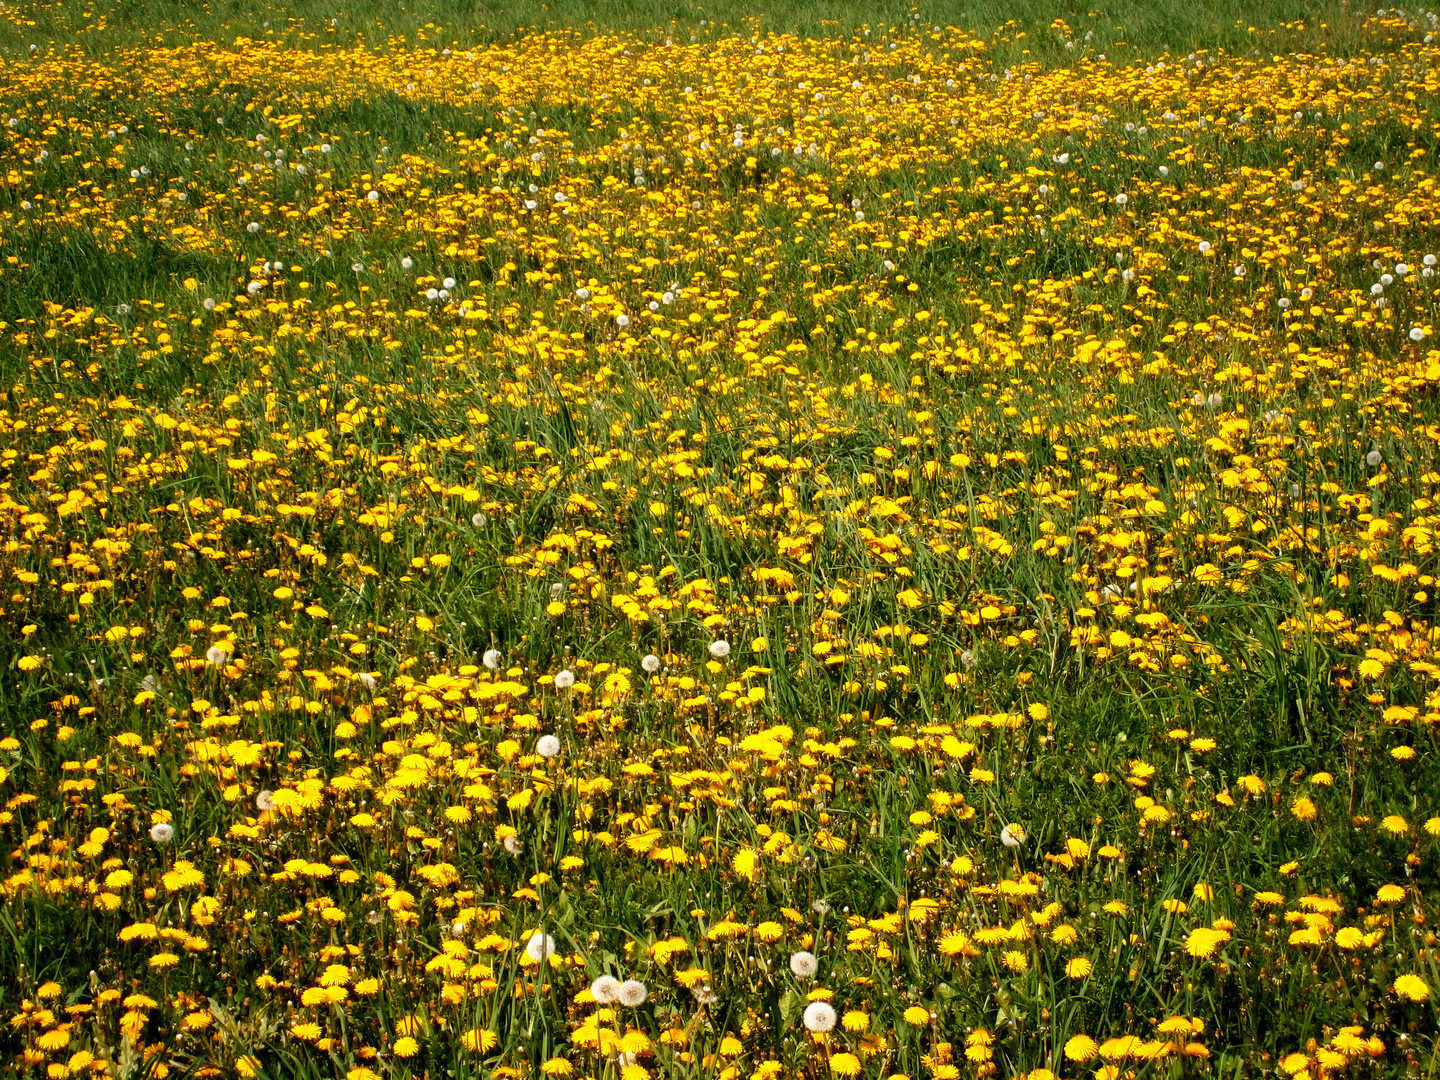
1,0,1439,1076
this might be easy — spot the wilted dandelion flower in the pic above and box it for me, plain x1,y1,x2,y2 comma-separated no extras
803,1001,837,1033
149,822,174,844
536,735,561,757
525,932,556,962
789,951,818,978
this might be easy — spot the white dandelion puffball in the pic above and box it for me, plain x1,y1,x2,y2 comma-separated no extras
576,287,590,300
471,512,487,528
616,313,631,328
256,790,276,812
709,640,731,659
503,834,523,854
1000,824,1025,848
205,645,230,666
1411,327,1426,342
1366,450,1383,466
1114,192,1127,206
401,256,414,270
149,822,175,844
203,297,216,311
641,653,661,673
618,979,648,1007
525,932,556,962
554,669,576,689
789,951,818,978
483,648,502,670
1198,240,1212,253
536,734,561,758
803,1001,837,1033
591,975,621,1003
